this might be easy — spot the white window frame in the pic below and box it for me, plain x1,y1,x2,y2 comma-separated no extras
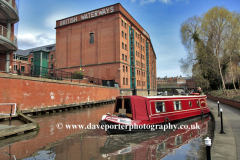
174,101,182,110
155,102,166,113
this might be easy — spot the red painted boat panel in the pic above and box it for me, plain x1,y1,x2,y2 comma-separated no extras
100,95,210,134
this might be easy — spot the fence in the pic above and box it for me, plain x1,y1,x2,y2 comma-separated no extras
0,58,113,87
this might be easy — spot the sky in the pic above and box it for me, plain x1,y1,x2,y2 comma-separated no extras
16,0,240,78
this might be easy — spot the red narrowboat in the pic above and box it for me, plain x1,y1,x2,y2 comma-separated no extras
99,95,209,134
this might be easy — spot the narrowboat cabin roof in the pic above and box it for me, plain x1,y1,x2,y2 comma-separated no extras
144,95,206,99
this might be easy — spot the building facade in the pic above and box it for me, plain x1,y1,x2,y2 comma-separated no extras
55,3,157,95
0,0,19,72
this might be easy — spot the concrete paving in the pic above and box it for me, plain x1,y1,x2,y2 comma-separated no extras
208,99,240,160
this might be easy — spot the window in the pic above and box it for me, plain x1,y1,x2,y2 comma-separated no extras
31,58,33,63
189,101,192,107
136,51,137,56
124,22,126,28
174,101,182,110
124,99,131,113
126,66,128,72
125,44,127,50
123,65,125,72
89,33,94,44
123,77,125,85
50,54,53,60
197,100,200,106
121,20,123,26
122,54,124,60
136,41,137,46
50,63,53,69
122,31,124,37
141,45,142,50
14,65,17,71
126,78,128,85
155,102,165,113
21,66,25,72
125,33,127,39
143,47,144,51
125,55,127,61
141,37,142,42
122,43,124,49
115,99,122,112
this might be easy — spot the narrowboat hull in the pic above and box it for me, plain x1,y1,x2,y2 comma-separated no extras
99,95,210,135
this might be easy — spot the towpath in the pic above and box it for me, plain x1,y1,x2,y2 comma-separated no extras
208,99,240,160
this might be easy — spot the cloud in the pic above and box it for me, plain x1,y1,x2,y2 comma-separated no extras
140,0,171,5
131,0,136,2
18,33,55,49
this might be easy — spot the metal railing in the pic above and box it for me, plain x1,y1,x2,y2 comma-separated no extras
0,58,113,87
3,0,18,13
0,25,17,46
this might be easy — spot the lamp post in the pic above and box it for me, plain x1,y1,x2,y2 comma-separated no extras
220,108,225,134
205,137,211,160
217,101,220,117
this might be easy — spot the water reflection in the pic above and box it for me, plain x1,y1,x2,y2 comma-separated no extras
100,116,211,160
0,104,213,160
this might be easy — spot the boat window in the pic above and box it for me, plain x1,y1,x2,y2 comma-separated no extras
124,99,132,114
155,102,165,113
174,101,182,110
189,101,192,107
115,99,122,112
197,100,200,106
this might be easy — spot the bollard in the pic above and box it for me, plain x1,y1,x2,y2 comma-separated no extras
220,108,225,134
205,137,211,160
9,105,12,126
217,101,220,117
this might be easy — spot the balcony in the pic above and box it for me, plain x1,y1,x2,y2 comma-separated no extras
0,25,17,52
0,0,19,23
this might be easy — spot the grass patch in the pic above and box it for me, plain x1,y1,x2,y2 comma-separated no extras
208,89,240,102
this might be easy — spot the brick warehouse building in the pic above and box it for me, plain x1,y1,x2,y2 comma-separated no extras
55,3,157,96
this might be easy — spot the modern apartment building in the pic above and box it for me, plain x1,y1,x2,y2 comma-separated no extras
0,0,19,72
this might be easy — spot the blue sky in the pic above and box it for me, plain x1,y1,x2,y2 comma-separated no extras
16,0,240,77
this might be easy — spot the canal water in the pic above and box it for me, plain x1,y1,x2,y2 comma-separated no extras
0,104,214,160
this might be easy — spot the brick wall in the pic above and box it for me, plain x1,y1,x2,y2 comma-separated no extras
206,93,240,109
0,74,120,113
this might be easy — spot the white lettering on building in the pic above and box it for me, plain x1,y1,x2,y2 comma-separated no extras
60,16,77,26
80,6,114,20
143,30,150,39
